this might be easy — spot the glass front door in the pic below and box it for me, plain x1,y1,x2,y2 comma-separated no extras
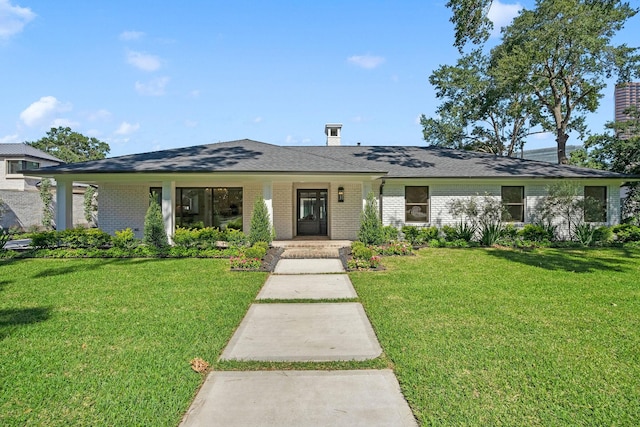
297,189,328,236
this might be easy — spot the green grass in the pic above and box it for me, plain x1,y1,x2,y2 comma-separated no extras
0,258,266,426
350,247,640,426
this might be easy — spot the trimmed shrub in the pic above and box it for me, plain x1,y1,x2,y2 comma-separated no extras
418,226,439,242
249,196,274,245
59,227,112,249
31,231,59,249
358,192,384,246
113,228,138,249
518,224,554,242
382,225,400,243
226,229,248,248
612,224,640,242
244,244,267,260
143,196,169,249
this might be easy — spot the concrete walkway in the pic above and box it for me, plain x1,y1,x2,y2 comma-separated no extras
180,241,417,426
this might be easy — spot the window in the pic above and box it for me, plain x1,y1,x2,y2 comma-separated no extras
7,160,39,174
502,186,524,222
173,187,242,229
405,186,429,222
584,186,607,222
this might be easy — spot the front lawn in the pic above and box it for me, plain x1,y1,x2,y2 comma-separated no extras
350,247,640,426
0,258,266,426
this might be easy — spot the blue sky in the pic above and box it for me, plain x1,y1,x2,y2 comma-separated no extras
1,0,638,158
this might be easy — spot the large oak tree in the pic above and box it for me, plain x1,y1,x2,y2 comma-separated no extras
26,126,110,163
443,0,640,164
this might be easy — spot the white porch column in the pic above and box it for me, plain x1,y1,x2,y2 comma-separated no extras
262,181,274,227
55,178,73,231
162,181,176,243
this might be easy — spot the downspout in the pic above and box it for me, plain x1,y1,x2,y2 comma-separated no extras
379,180,385,222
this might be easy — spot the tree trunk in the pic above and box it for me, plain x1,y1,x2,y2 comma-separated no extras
556,130,569,164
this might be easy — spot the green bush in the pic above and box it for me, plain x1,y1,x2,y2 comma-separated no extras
401,226,439,245
518,224,554,242
113,228,138,249
59,227,112,249
143,196,168,249
244,244,267,259
225,229,248,248
501,224,518,240
351,241,374,260
358,192,384,246
382,225,399,243
249,196,274,245
0,228,11,250
442,222,476,242
31,231,59,249
225,218,243,230
401,226,419,244
592,226,613,245
612,224,640,242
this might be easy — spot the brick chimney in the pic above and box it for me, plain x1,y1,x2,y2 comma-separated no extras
325,123,342,146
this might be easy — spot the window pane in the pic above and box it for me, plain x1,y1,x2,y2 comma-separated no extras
501,186,523,204
506,205,524,222
7,160,21,174
214,187,243,230
584,186,607,222
406,205,428,222
406,186,428,203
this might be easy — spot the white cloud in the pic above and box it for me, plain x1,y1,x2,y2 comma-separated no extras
184,119,198,128
0,0,35,39
253,116,263,124
119,30,144,41
0,133,19,143
488,0,522,37
351,116,366,123
126,49,161,71
115,121,140,135
347,54,385,69
19,96,71,127
87,109,112,121
51,118,79,128
135,76,170,96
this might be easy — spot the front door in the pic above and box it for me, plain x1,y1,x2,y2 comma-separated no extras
297,189,328,236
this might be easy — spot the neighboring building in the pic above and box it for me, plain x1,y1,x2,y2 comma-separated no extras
37,125,639,241
614,82,640,123
523,145,582,163
0,143,89,230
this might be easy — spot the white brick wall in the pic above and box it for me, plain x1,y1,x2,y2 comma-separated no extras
330,182,362,240
1,189,88,230
381,180,623,233
273,182,293,239
99,184,149,238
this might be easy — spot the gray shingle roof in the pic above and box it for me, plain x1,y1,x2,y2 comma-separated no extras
0,143,63,163
36,139,635,179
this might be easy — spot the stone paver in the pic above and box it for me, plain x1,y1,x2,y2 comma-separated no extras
179,370,417,427
274,258,344,274
219,303,382,361
257,274,357,300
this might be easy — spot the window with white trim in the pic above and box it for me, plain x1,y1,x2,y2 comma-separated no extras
405,186,429,222
501,186,524,222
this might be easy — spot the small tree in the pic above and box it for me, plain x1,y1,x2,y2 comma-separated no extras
448,193,506,246
249,195,274,245
358,192,384,245
143,195,168,248
39,178,54,229
537,182,602,242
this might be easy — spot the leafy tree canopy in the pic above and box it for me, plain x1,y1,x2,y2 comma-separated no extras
442,0,640,164
26,126,110,163
421,49,538,156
